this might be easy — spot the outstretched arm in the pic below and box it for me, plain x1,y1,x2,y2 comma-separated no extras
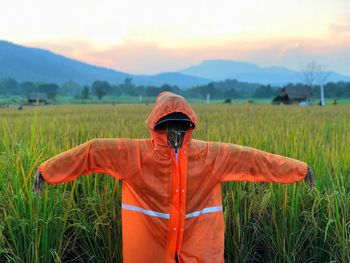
36,138,128,186
217,143,312,186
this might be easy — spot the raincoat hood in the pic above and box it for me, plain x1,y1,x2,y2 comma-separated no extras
145,92,197,147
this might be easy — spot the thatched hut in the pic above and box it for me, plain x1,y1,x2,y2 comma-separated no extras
273,86,312,105
28,93,48,105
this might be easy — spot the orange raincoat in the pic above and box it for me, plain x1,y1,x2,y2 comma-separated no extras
39,92,308,263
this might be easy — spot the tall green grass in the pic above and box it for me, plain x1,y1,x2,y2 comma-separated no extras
0,104,349,262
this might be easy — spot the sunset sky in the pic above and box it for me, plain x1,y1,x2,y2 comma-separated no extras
1,0,349,74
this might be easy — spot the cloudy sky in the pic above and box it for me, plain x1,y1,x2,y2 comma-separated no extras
1,0,349,74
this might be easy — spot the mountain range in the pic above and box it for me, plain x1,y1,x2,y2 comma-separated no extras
1,40,350,88
180,60,350,85
0,40,209,88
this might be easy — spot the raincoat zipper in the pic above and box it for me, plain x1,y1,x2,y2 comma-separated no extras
170,146,182,262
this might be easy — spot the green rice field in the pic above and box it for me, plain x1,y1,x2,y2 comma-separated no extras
0,104,349,262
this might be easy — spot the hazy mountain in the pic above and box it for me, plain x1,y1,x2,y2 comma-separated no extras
180,59,350,86
1,41,349,88
134,72,210,87
0,40,209,88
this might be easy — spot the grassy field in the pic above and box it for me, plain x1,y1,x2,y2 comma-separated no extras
0,103,349,262
2,94,350,106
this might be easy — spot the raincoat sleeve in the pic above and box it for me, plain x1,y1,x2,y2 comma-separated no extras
218,143,308,184
38,138,128,184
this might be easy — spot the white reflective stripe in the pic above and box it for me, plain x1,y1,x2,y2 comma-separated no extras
185,206,223,219
122,204,170,219
121,204,223,220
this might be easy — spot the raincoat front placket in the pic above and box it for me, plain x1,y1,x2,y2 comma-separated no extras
166,141,188,262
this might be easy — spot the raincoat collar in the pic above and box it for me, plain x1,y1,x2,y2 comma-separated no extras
146,92,197,149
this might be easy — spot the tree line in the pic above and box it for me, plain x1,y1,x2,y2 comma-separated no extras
1,77,350,101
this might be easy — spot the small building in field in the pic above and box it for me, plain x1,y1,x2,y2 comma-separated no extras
28,93,48,105
272,86,312,105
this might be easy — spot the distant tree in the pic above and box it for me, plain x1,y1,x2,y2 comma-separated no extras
190,79,259,98
111,85,122,96
253,85,276,98
19,81,36,95
120,78,137,96
323,81,350,98
123,77,131,85
145,86,159,97
0,77,18,94
135,85,146,97
223,87,240,99
158,84,182,95
301,61,319,89
60,81,82,96
206,83,217,99
338,82,350,97
81,86,90,99
160,84,172,91
92,80,110,99
37,83,60,99
301,61,331,106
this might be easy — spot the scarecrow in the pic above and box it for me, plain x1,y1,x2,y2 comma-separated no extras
34,92,314,263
